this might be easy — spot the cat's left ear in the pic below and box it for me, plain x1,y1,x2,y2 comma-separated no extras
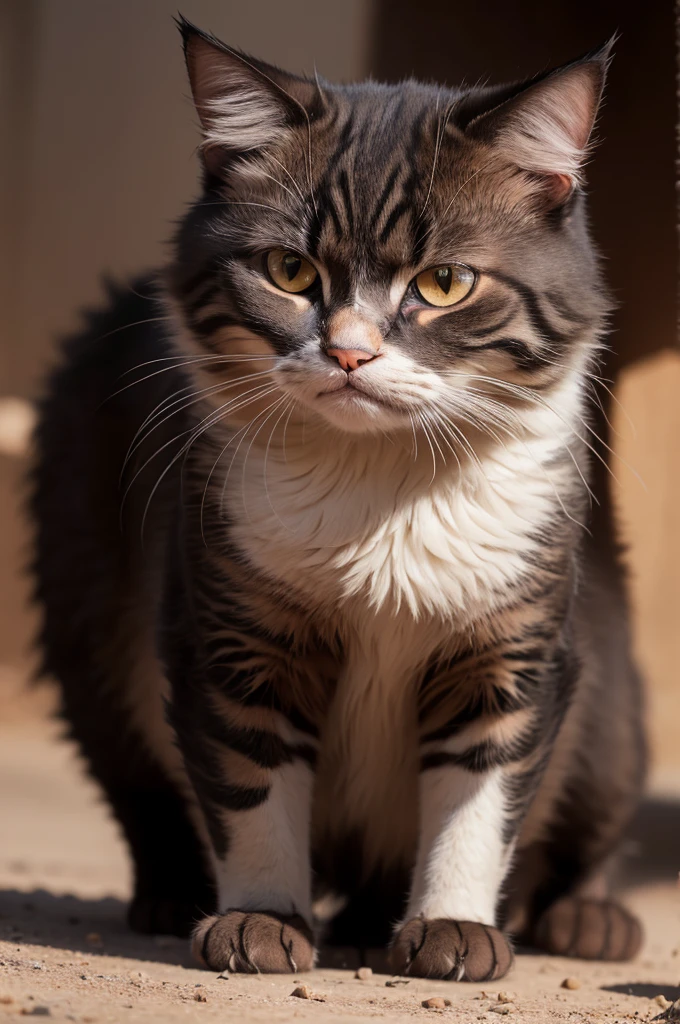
178,16,321,172
466,40,614,203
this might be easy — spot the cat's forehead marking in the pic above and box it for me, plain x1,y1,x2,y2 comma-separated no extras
351,288,375,315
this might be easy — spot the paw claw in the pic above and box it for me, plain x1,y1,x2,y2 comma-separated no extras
192,911,316,973
390,918,513,982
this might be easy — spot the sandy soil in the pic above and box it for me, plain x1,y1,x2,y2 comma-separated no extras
2,681,680,1024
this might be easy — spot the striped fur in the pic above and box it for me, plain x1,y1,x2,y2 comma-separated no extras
29,21,645,978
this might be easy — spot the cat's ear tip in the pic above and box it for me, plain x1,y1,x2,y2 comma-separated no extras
575,33,619,75
174,13,196,41
593,31,620,61
175,14,205,58
175,14,224,55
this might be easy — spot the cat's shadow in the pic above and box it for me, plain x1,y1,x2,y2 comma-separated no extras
0,888,195,968
0,887,381,970
602,983,680,1000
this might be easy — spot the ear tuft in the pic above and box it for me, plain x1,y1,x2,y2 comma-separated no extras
179,20,287,155
467,39,614,195
177,16,320,166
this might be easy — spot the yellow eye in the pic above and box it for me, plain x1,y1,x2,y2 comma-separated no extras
414,264,475,307
266,249,318,293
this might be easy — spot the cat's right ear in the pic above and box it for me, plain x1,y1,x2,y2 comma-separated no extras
178,17,320,174
462,40,614,205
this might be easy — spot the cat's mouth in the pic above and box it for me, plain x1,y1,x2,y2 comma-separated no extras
312,379,410,433
317,382,397,410
274,351,416,433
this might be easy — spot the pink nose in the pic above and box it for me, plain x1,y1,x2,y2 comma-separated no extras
326,348,379,372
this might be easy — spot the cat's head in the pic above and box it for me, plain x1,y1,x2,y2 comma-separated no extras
168,18,611,440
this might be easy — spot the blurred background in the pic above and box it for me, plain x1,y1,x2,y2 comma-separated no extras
0,1,676,774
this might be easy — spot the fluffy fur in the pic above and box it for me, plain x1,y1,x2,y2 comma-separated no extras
29,19,645,980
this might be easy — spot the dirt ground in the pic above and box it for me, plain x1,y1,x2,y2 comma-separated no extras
2,678,680,1024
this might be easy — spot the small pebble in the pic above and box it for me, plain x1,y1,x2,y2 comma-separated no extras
128,970,149,984
356,966,373,980
194,992,207,1002
491,1006,516,1015
216,973,229,981
497,992,516,1004
20,1009,51,1018
385,977,410,987
290,985,325,1002
422,996,452,1009
0,996,14,1005
561,977,581,990
656,996,672,1010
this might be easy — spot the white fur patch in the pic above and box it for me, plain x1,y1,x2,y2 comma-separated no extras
214,762,315,922
226,404,575,622
405,768,513,924
203,86,286,152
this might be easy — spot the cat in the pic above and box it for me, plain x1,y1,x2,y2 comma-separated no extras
29,17,646,980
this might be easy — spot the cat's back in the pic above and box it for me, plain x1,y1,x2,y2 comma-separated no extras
30,276,186,676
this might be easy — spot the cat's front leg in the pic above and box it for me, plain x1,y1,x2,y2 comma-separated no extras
390,763,516,981
192,713,317,973
390,645,564,982
169,663,320,973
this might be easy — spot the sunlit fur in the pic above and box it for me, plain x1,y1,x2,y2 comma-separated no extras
29,22,645,977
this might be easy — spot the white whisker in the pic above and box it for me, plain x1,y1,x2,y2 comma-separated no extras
124,369,275,472
123,381,278,527
415,410,438,485
261,396,297,532
240,394,289,522
445,371,643,491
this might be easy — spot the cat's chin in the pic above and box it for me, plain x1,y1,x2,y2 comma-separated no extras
312,384,411,434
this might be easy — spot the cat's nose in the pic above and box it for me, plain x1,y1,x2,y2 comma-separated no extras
324,307,383,372
326,348,380,372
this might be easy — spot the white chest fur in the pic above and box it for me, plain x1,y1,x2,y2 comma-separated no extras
225,421,569,627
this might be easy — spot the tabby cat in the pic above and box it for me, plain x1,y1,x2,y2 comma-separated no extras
30,19,646,980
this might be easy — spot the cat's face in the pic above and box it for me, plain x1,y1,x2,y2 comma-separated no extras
170,22,611,439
